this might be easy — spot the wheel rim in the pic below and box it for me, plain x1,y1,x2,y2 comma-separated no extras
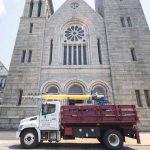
108,134,120,147
24,133,35,146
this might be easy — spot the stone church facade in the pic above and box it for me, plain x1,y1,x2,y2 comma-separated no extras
0,0,150,130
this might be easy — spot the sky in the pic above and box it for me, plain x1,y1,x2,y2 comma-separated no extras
0,0,150,69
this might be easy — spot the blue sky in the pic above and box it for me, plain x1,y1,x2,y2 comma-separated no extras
0,0,150,69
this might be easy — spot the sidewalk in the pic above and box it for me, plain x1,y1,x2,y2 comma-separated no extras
0,131,16,140
125,132,150,146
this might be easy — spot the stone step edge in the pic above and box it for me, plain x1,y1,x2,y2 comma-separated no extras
0,105,39,108
139,119,150,121
0,116,24,119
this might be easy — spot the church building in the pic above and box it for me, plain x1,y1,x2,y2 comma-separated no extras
1,0,150,130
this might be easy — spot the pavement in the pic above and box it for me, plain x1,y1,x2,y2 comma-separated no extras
0,131,150,150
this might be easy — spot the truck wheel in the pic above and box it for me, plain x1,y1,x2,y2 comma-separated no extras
102,129,123,150
20,129,38,149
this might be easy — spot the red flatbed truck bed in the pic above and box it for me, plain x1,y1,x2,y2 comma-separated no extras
61,105,140,150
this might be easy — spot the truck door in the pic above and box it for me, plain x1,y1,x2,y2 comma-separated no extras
39,102,60,131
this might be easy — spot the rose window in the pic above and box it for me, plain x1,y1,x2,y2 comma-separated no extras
65,26,84,42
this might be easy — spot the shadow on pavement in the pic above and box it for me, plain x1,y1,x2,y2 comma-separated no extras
9,143,135,150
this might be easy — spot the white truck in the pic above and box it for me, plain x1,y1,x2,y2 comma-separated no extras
16,95,140,150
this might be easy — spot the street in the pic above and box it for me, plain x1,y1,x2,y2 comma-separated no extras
0,140,150,150
0,131,150,150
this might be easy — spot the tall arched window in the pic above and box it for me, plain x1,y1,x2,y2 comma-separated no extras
63,24,88,66
29,0,34,17
37,0,42,17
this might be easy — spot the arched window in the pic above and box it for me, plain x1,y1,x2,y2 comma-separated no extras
29,0,34,17
68,84,84,105
0,79,6,89
68,85,83,95
47,86,58,94
4,79,6,88
63,24,88,66
37,0,42,17
2,79,6,88
92,86,107,97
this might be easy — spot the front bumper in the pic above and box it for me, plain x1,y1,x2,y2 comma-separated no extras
16,131,21,139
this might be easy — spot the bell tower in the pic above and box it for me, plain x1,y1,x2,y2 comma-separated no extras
95,0,150,103
3,0,54,105
22,0,54,18
95,0,150,131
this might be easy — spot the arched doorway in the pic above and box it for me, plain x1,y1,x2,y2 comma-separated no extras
68,84,84,105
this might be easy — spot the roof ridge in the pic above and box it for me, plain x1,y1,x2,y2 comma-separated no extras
0,61,8,71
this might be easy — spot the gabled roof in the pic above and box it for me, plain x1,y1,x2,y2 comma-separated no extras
0,61,8,77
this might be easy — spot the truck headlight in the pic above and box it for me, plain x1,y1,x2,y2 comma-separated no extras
18,125,23,131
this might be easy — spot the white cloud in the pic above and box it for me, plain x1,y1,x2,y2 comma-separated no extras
0,0,6,16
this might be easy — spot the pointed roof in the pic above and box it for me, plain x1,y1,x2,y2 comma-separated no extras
53,0,101,17
48,0,54,14
0,61,8,77
50,0,103,24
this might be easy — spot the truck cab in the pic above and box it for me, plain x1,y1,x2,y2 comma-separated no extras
40,101,60,131
16,101,61,148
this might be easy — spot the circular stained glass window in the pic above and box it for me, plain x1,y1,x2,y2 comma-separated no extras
65,26,85,42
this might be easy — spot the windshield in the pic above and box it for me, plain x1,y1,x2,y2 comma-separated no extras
42,104,56,115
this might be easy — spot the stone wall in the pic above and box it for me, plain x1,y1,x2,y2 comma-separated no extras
0,105,39,129
137,108,150,131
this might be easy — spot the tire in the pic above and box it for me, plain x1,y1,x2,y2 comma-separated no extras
102,129,123,150
20,129,38,149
